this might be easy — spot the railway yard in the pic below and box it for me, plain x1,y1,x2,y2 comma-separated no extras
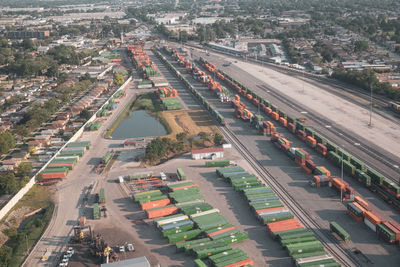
23,41,400,267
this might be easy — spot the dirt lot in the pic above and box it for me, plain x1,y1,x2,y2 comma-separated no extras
161,110,220,139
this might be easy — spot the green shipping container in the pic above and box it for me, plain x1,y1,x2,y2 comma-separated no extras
195,245,232,259
93,203,100,219
280,236,317,247
194,259,207,267
99,188,105,203
367,168,383,185
287,241,324,256
330,221,350,241
162,223,194,237
176,237,211,252
167,229,202,244
291,250,328,259
177,168,186,180
205,160,231,167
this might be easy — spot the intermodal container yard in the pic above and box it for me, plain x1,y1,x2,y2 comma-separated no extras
152,44,400,266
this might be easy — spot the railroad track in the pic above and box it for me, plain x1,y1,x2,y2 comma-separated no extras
256,84,400,183
219,125,363,267
157,49,366,266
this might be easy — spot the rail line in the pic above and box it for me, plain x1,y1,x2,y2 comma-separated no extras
157,48,367,266
256,84,400,183
219,125,363,267
184,42,398,117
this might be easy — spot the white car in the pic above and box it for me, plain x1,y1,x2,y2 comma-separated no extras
126,243,134,251
119,246,125,252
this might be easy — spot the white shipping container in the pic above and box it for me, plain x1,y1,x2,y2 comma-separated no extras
257,208,289,217
364,217,376,232
156,215,189,227
190,209,220,219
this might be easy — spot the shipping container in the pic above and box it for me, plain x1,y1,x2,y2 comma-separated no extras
167,229,202,244
330,221,350,241
177,168,186,180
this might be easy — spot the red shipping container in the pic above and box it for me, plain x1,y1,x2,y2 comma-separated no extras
40,172,66,179
305,159,316,171
297,130,306,141
316,143,327,156
287,123,296,133
301,165,312,175
295,157,305,166
141,198,171,210
346,210,363,222
256,206,287,214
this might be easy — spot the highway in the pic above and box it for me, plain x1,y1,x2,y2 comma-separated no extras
155,47,400,266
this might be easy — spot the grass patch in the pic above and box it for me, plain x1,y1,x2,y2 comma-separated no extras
0,185,54,267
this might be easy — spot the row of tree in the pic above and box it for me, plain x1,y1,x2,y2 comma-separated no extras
145,132,225,164
332,68,400,101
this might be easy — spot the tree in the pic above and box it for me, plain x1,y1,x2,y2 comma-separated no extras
0,245,12,266
79,109,91,120
213,133,224,146
0,173,18,194
113,72,124,86
22,38,36,50
0,131,15,154
14,125,30,137
354,40,369,52
16,162,32,177
176,132,187,142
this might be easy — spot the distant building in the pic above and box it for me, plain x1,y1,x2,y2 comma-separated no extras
5,30,50,39
191,147,224,160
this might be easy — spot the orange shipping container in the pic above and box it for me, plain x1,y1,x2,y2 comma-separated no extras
172,184,199,191
319,167,331,177
354,196,369,210
141,198,171,210
271,112,279,121
352,202,367,215
146,206,178,219
267,218,301,229
208,226,236,237
365,211,383,226
279,117,287,127
224,259,254,267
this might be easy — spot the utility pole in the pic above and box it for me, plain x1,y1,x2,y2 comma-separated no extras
368,83,373,127
340,147,344,202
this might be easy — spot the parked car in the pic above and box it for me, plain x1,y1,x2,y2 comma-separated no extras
119,246,125,252
126,243,135,252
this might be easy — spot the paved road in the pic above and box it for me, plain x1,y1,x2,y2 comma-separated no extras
23,82,141,267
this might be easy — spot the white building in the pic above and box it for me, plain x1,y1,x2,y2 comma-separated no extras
191,147,224,160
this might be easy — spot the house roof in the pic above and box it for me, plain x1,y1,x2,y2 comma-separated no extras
191,147,224,154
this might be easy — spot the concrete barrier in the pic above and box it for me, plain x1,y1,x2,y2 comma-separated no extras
0,76,132,222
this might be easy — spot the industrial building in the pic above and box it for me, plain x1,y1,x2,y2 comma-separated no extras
191,147,224,160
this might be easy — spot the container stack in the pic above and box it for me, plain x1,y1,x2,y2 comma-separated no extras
214,165,342,266
135,175,253,266
37,141,91,184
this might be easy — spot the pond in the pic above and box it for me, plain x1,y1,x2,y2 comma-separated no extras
111,110,167,139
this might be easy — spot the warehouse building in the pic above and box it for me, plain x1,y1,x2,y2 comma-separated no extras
191,147,224,160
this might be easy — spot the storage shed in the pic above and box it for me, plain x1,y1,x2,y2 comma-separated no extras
191,147,224,160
